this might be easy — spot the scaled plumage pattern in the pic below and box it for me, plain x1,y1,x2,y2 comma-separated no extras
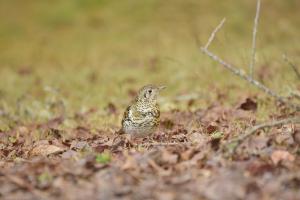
120,84,165,137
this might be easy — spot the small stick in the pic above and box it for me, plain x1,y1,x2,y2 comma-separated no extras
201,47,300,111
228,117,300,151
283,54,300,80
201,16,300,110
249,0,261,78
204,18,226,50
141,142,193,147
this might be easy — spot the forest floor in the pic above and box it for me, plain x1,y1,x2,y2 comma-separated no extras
0,0,300,199
1,101,300,200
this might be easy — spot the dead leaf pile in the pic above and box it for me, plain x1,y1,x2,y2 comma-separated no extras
0,103,299,199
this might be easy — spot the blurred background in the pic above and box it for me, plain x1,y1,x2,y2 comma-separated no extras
0,0,299,129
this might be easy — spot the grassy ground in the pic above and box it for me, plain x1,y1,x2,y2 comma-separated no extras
0,0,300,199
1,0,299,125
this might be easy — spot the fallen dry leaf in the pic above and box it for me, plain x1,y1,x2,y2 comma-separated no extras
1,107,299,200
206,123,218,134
121,155,138,170
180,148,196,161
246,161,274,176
161,149,178,165
30,143,64,157
271,150,295,165
239,98,257,111
187,131,209,146
292,129,300,144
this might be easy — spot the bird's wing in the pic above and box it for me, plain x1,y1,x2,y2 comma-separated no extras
128,106,156,124
122,104,160,126
146,108,160,118
122,105,143,122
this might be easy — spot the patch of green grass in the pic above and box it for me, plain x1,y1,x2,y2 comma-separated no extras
95,152,111,164
0,0,299,130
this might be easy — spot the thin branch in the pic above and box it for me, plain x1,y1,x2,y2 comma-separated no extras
249,0,261,78
200,17,300,111
140,142,193,147
283,54,300,80
199,0,300,156
201,47,300,111
204,18,226,49
227,117,300,152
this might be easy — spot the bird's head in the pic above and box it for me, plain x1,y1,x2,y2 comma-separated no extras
136,84,166,105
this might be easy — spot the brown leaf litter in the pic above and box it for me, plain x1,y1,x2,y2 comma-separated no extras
0,103,299,199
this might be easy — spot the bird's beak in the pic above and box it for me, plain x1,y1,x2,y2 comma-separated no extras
158,85,166,91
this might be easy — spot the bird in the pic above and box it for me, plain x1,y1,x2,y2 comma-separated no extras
119,84,166,138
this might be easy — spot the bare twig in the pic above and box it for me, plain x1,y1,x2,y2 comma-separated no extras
201,48,281,99
227,117,300,151
283,54,300,80
249,0,261,78
204,18,226,50
141,142,193,147
201,48,300,110
200,0,300,157
200,18,300,111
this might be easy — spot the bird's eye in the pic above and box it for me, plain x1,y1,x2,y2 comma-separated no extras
144,89,152,98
